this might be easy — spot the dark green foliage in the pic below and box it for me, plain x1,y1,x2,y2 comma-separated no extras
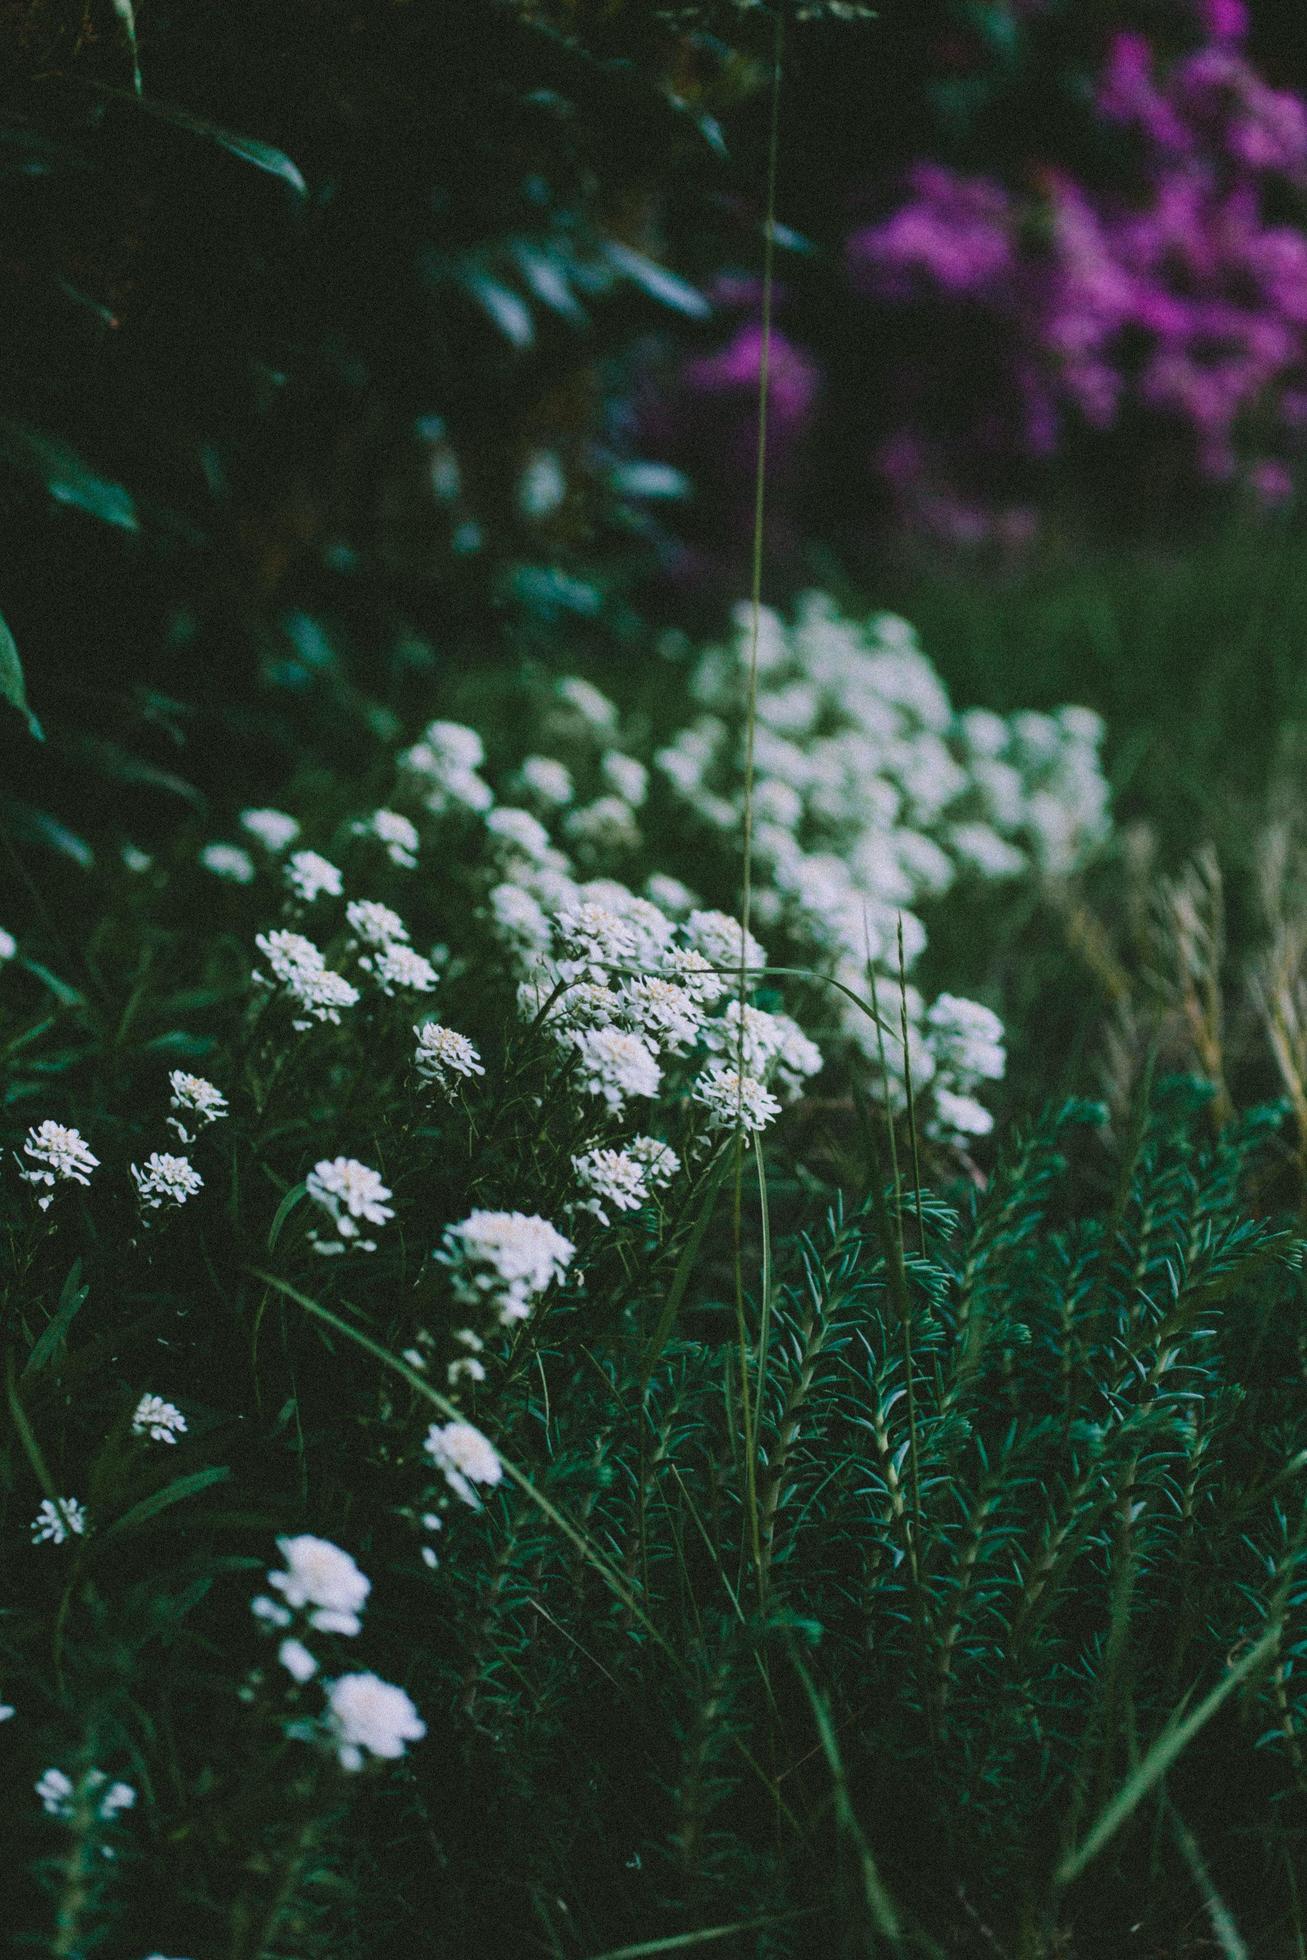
0,0,779,849
7,1055,1307,1954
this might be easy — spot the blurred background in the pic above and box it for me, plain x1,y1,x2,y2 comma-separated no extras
4,0,1307,884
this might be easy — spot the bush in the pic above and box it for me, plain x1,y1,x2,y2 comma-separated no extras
3,593,1305,1956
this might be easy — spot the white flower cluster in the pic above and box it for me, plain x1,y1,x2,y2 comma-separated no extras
424,1419,503,1507
342,901,441,996
305,1157,394,1254
413,1021,484,1097
399,719,493,816
354,808,419,868
254,929,359,1030
369,942,438,997
201,842,255,885
325,1672,426,1773
167,1069,227,1144
133,1393,188,1444
487,879,815,1134
241,807,301,853
571,1145,649,1224
18,1121,99,1210
31,1496,87,1546
131,1151,203,1213
438,1210,575,1326
36,1766,136,1824
260,1533,372,1636
921,994,1007,1143
251,1536,424,1770
651,595,1108,1108
284,849,343,905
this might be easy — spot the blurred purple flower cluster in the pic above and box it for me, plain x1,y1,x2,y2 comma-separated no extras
851,0,1307,537
660,0,1307,561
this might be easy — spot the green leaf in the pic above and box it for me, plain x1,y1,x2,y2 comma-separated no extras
21,959,85,1007
5,802,94,870
105,1465,231,1539
23,1263,89,1377
64,732,205,808
639,1144,731,1389
0,422,137,531
5,1364,57,1500
142,1030,217,1059
1056,1627,1280,1885
605,242,709,318
85,80,308,195
0,610,41,739
462,269,534,348
267,1180,307,1254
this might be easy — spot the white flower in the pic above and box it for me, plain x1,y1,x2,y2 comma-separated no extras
686,910,767,978
345,899,409,949
19,1121,99,1208
285,850,343,904
487,882,551,963
401,722,492,816
0,928,15,963
240,808,301,853
35,1768,75,1815
254,928,325,986
366,942,438,997
251,929,356,1026
413,1023,484,1095
306,1158,394,1253
36,1767,135,1821
416,719,484,772
132,1394,187,1444
703,1001,790,1076
525,974,619,1037
645,873,698,917
555,902,637,985
554,676,618,733
326,1672,426,1771
518,446,566,518
131,1152,203,1213
959,706,1010,757
515,756,574,808
620,976,701,1052
201,843,255,885
571,1146,648,1225
425,1420,503,1506
167,1070,227,1144
928,1088,995,1143
279,1638,318,1682
949,822,1026,880
355,809,419,868
691,1065,782,1135
628,1135,680,1188
439,1210,574,1325
287,966,360,1030
31,1497,87,1546
486,806,554,864
563,796,641,854
661,945,729,1007
771,1014,824,1102
251,1595,292,1629
267,1534,371,1636
570,1025,661,1113
924,994,1006,1091
600,751,649,806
